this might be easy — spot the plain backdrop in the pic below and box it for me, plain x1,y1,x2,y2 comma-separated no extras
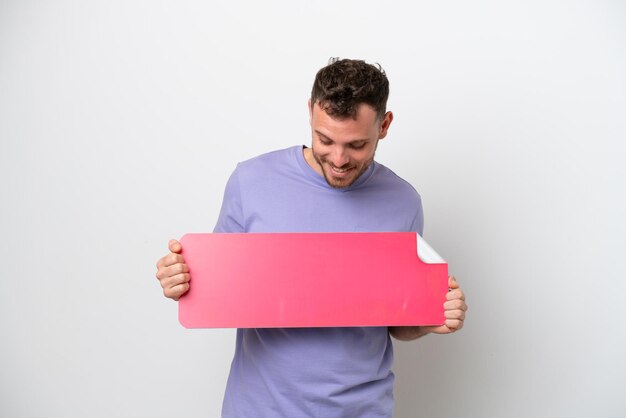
1,1,625,417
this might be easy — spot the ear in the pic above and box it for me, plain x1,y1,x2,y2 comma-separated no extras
308,99,313,124
378,111,393,140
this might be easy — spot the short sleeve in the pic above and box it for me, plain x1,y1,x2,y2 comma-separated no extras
213,165,245,233
410,194,424,236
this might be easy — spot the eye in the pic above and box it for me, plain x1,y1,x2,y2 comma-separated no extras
349,142,366,149
319,136,332,145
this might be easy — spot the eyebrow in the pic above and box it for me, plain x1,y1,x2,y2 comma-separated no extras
315,130,369,144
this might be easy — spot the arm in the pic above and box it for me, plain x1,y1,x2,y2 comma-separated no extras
388,325,432,341
389,275,467,341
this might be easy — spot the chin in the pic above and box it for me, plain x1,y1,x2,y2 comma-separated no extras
323,170,358,189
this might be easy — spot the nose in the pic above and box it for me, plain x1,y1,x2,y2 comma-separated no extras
329,146,350,168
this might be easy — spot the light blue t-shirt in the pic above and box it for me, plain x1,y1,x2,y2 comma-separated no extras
214,145,424,417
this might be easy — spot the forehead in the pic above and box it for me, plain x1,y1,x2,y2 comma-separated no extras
311,102,379,141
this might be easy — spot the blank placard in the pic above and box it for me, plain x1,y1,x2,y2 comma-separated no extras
178,232,448,328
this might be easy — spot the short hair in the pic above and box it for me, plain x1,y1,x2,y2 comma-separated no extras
310,58,389,120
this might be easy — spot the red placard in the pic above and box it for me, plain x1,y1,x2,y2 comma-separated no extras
178,232,448,328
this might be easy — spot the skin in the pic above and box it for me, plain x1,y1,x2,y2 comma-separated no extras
389,275,466,340
303,100,392,188
155,239,189,301
155,101,468,340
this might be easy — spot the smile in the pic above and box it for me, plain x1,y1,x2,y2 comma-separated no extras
329,165,353,175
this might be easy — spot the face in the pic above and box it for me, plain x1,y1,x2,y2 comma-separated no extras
305,101,393,189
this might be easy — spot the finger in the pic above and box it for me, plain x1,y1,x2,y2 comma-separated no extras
444,309,466,321
156,261,188,281
444,318,463,331
156,254,166,269
163,282,190,300
443,299,467,311
158,263,189,281
446,288,465,301
169,239,182,253
156,254,186,274
160,272,191,290
156,251,185,269
427,324,453,335
164,252,185,267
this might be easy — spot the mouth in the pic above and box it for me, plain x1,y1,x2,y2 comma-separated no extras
328,164,354,177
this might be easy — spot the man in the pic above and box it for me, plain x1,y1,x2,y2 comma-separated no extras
155,58,467,417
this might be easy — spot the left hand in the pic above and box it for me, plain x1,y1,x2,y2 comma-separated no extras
425,275,467,334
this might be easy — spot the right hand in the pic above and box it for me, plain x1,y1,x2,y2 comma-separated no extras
155,239,190,301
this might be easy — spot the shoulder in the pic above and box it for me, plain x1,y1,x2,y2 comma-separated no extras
235,146,299,174
228,146,304,195
369,161,422,202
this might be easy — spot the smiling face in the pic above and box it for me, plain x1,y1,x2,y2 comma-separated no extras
304,101,393,189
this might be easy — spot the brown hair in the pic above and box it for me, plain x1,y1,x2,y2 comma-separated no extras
310,58,389,120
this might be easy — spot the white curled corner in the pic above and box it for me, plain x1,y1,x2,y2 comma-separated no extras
416,234,446,264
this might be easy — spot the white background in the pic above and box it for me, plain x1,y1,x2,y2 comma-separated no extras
1,1,625,417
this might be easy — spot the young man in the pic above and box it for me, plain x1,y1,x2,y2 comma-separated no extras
155,58,467,417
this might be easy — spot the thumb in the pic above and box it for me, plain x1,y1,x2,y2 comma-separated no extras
168,239,182,254
448,275,459,289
